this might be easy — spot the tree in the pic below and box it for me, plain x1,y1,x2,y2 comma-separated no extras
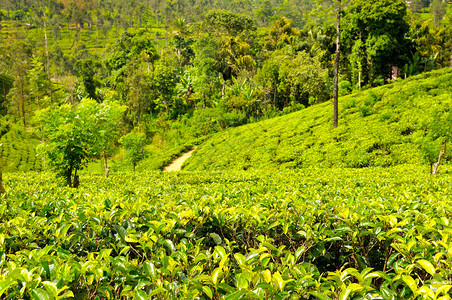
342,0,411,85
104,30,158,90
35,99,101,187
430,0,446,26
256,49,329,109
205,9,256,36
125,57,151,131
152,53,178,115
0,72,13,115
7,39,32,126
28,56,50,112
74,58,101,101
0,143,4,194
191,36,223,108
119,131,146,171
216,36,255,96
333,0,342,129
427,108,452,175
264,17,300,52
97,100,127,178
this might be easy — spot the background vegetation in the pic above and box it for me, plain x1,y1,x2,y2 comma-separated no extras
0,0,452,173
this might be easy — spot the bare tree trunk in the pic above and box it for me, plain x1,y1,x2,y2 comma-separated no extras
20,78,26,127
273,84,277,106
0,171,5,194
66,167,72,186
72,169,79,188
432,140,447,175
333,0,341,129
103,151,110,178
43,8,53,103
358,71,361,89
2,77,6,115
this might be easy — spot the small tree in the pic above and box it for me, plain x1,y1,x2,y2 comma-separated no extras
119,131,146,171
418,107,452,175
35,99,100,187
97,100,127,178
430,109,452,175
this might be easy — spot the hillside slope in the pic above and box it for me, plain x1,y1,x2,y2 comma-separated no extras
0,119,41,172
183,68,452,171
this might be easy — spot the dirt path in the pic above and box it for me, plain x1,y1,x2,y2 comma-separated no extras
163,147,197,172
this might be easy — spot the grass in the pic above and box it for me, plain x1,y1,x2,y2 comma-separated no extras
182,68,452,171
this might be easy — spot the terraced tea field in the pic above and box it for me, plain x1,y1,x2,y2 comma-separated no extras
1,166,452,299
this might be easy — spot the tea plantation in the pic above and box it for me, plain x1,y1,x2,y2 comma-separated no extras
1,167,452,299
183,68,452,171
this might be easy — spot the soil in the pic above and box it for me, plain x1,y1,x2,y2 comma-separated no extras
163,147,197,172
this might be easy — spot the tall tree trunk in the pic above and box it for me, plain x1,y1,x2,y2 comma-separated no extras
358,71,361,89
0,171,5,194
66,166,72,186
138,100,142,131
103,151,110,178
165,26,168,49
2,77,6,115
333,0,341,129
273,84,277,107
73,169,79,188
20,77,26,127
432,140,447,175
43,7,53,103
450,48,452,67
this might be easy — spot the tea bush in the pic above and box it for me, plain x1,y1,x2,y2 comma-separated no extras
183,68,452,171
1,166,452,299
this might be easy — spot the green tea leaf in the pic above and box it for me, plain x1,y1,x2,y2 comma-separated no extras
225,289,246,300
309,291,333,300
402,275,418,293
32,288,50,300
115,225,127,243
210,233,222,245
134,290,148,300
202,286,213,299
417,259,435,276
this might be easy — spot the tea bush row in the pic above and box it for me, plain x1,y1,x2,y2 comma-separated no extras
1,166,451,298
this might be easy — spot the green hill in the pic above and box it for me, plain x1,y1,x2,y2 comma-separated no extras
0,118,41,172
182,68,452,171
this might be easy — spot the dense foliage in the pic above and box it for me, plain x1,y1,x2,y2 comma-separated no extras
0,0,451,171
1,167,452,298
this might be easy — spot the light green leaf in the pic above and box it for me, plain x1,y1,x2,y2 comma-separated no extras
225,289,246,300
210,233,222,245
339,283,362,300
309,291,333,300
42,281,58,298
417,259,435,276
0,280,12,297
202,286,213,299
212,267,222,285
134,290,147,300
115,225,127,242
402,275,418,294
32,288,50,300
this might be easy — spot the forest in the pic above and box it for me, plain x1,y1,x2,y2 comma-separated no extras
0,0,451,178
